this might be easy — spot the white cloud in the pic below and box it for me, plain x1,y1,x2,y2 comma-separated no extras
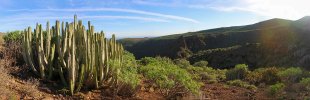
8,8,199,23
1,15,169,23
0,12,169,32
132,0,180,7
205,0,310,20
80,16,169,22
132,0,310,20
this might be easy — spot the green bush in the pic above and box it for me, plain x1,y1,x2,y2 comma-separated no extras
227,80,257,90
246,67,281,85
268,83,285,96
119,51,140,87
299,78,310,91
226,64,249,80
2,31,24,66
118,51,140,96
245,70,263,84
3,31,22,43
203,67,226,82
185,66,204,80
174,59,191,68
139,57,202,97
260,67,281,85
185,66,226,83
193,60,209,67
278,67,303,83
200,72,218,84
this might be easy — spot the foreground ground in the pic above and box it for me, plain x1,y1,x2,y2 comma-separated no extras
0,58,279,100
0,42,307,99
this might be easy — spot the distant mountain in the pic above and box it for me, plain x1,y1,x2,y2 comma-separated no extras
119,17,310,69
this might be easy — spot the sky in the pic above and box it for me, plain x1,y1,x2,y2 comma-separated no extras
1,0,310,38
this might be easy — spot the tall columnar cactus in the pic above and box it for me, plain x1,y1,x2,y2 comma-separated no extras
21,15,124,95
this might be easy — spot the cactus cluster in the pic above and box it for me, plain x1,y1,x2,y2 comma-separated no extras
21,15,124,95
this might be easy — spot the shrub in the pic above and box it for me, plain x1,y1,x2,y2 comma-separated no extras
200,72,217,83
299,78,310,91
260,67,281,85
268,83,285,96
203,67,226,83
1,31,24,66
245,70,263,84
117,51,140,97
226,80,257,90
226,64,249,80
174,59,191,68
185,66,204,80
193,60,209,67
245,67,281,85
185,66,226,83
278,67,303,83
139,57,202,97
0,34,3,44
3,31,22,44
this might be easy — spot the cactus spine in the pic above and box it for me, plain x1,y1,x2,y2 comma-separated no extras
21,15,124,95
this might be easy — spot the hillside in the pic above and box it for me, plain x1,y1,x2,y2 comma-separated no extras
117,37,149,47
120,17,310,69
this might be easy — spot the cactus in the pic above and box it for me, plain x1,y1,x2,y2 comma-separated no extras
21,15,124,95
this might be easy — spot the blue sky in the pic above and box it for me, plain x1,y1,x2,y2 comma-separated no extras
1,0,310,38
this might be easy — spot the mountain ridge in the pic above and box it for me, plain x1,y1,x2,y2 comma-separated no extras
119,17,310,69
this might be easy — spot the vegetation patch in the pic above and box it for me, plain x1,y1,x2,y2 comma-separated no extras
139,57,202,97
226,64,249,80
299,78,310,91
227,80,257,90
278,67,303,83
268,83,285,96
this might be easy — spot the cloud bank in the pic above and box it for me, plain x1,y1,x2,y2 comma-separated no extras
7,8,199,23
133,0,310,20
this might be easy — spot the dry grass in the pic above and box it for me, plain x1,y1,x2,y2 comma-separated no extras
0,61,18,99
0,33,4,45
0,34,51,99
0,58,46,99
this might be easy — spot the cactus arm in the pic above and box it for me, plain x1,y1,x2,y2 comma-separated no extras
45,21,51,58
68,23,76,95
35,24,45,78
75,64,85,92
47,44,55,80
